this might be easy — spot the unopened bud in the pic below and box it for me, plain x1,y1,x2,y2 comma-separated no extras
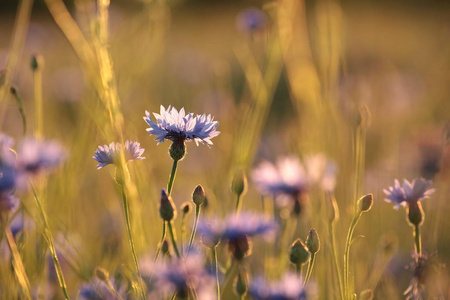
159,189,177,221
234,271,248,296
192,185,206,206
231,169,247,197
181,201,192,215
161,239,170,256
359,289,374,300
95,267,109,282
358,193,373,212
289,238,310,266
31,55,44,71
407,201,424,226
306,228,320,254
169,139,187,161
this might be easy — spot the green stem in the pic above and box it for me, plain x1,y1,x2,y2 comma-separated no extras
296,264,301,276
3,218,32,300
344,210,362,300
304,253,316,285
167,160,178,195
120,187,140,275
10,88,27,136
235,194,242,214
167,221,181,258
188,205,201,251
212,247,221,300
414,224,422,257
330,222,344,300
221,261,236,297
31,185,70,300
154,221,167,260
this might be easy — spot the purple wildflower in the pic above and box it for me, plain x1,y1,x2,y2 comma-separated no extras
236,8,267,33
143,105,220,146
93,140,145,169
16,138,66,174
384,178,435,209
249,273,314,300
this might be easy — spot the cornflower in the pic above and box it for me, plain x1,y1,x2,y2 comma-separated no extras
249,273,314,300
93,140,145,169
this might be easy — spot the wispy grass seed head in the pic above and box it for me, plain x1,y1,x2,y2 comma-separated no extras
93,140,145,169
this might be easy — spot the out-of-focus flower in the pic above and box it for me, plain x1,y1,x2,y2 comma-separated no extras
93,140,145,169
236,8,268,33
199,213,277,259
303,154,337,192
141,250,215,299
249,273,313,300
17,138,66,174
78,278,127,300
0,192,19,213
383,178,434,209
143,105,220,146
404,254,431,300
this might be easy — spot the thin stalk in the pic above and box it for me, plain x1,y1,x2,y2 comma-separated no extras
33,55,44,138
344,210,362,300
167,160,178,195
212,247,221,300
154,221,167,260
188,205,201,250
31,185,70,300
10,88,27,136
296,264,301,276
3,219,32,300
329,222,344,300
304,253,316,285
414,224,422,257
235,194,242,214
181,215,187,256
221,261,237,297
167,221,181,259
120,186,140,275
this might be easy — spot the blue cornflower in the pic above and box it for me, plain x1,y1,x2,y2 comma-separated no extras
0,192,19,213
236,8,268,33
384,178,435,209
249,273,313,300
198,213,277,260
93,140,145,169
17,138,66,174
143,105,220,146
141,250,215,299
79,278,127,300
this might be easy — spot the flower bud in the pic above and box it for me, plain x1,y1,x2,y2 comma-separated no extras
159,189,177,222
229,236,252,261
306,228,320,254
234,271,248,296
31,55,44,71
192,185,206,206
292,199,302,216
407,201,424,226
231,169,247,197
359,289,374,300
289,238,310,266
358,193,373,212
161,239,170,256
95,267,110,282
181,201,192,215
169,139,187,161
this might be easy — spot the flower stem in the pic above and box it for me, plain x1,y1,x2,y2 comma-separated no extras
154,221,167,260
344,210,362,300
3,218,32,300
304,252,316,285
188,205,201,251
296,264,301,276
31,184,70,300
212,246,221,300
235,194,242,214
329,222,345,300
167,159,178,195
167,221,181,258
120,187,140,274
414,224,422,257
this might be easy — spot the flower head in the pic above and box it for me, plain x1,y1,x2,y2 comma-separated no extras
384,178,435,209
93,140,145,169
249,273,311,300
144,105,220,146
236,8,268,33
17,138,66,174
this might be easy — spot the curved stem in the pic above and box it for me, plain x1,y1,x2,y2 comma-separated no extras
414,224,422,257
212,247,221,300
154,221,167,260
304,253,316,285
31,184,70,300
344,211,362,300
221,261,237,297
120,187,140,274
167,221,181,259
167,160,178,195
330,222,344,300
235,194,242,214
188,205,201,251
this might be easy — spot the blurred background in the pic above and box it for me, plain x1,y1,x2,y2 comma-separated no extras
1,0,450,299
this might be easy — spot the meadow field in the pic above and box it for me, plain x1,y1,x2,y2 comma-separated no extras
0,0,449,299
